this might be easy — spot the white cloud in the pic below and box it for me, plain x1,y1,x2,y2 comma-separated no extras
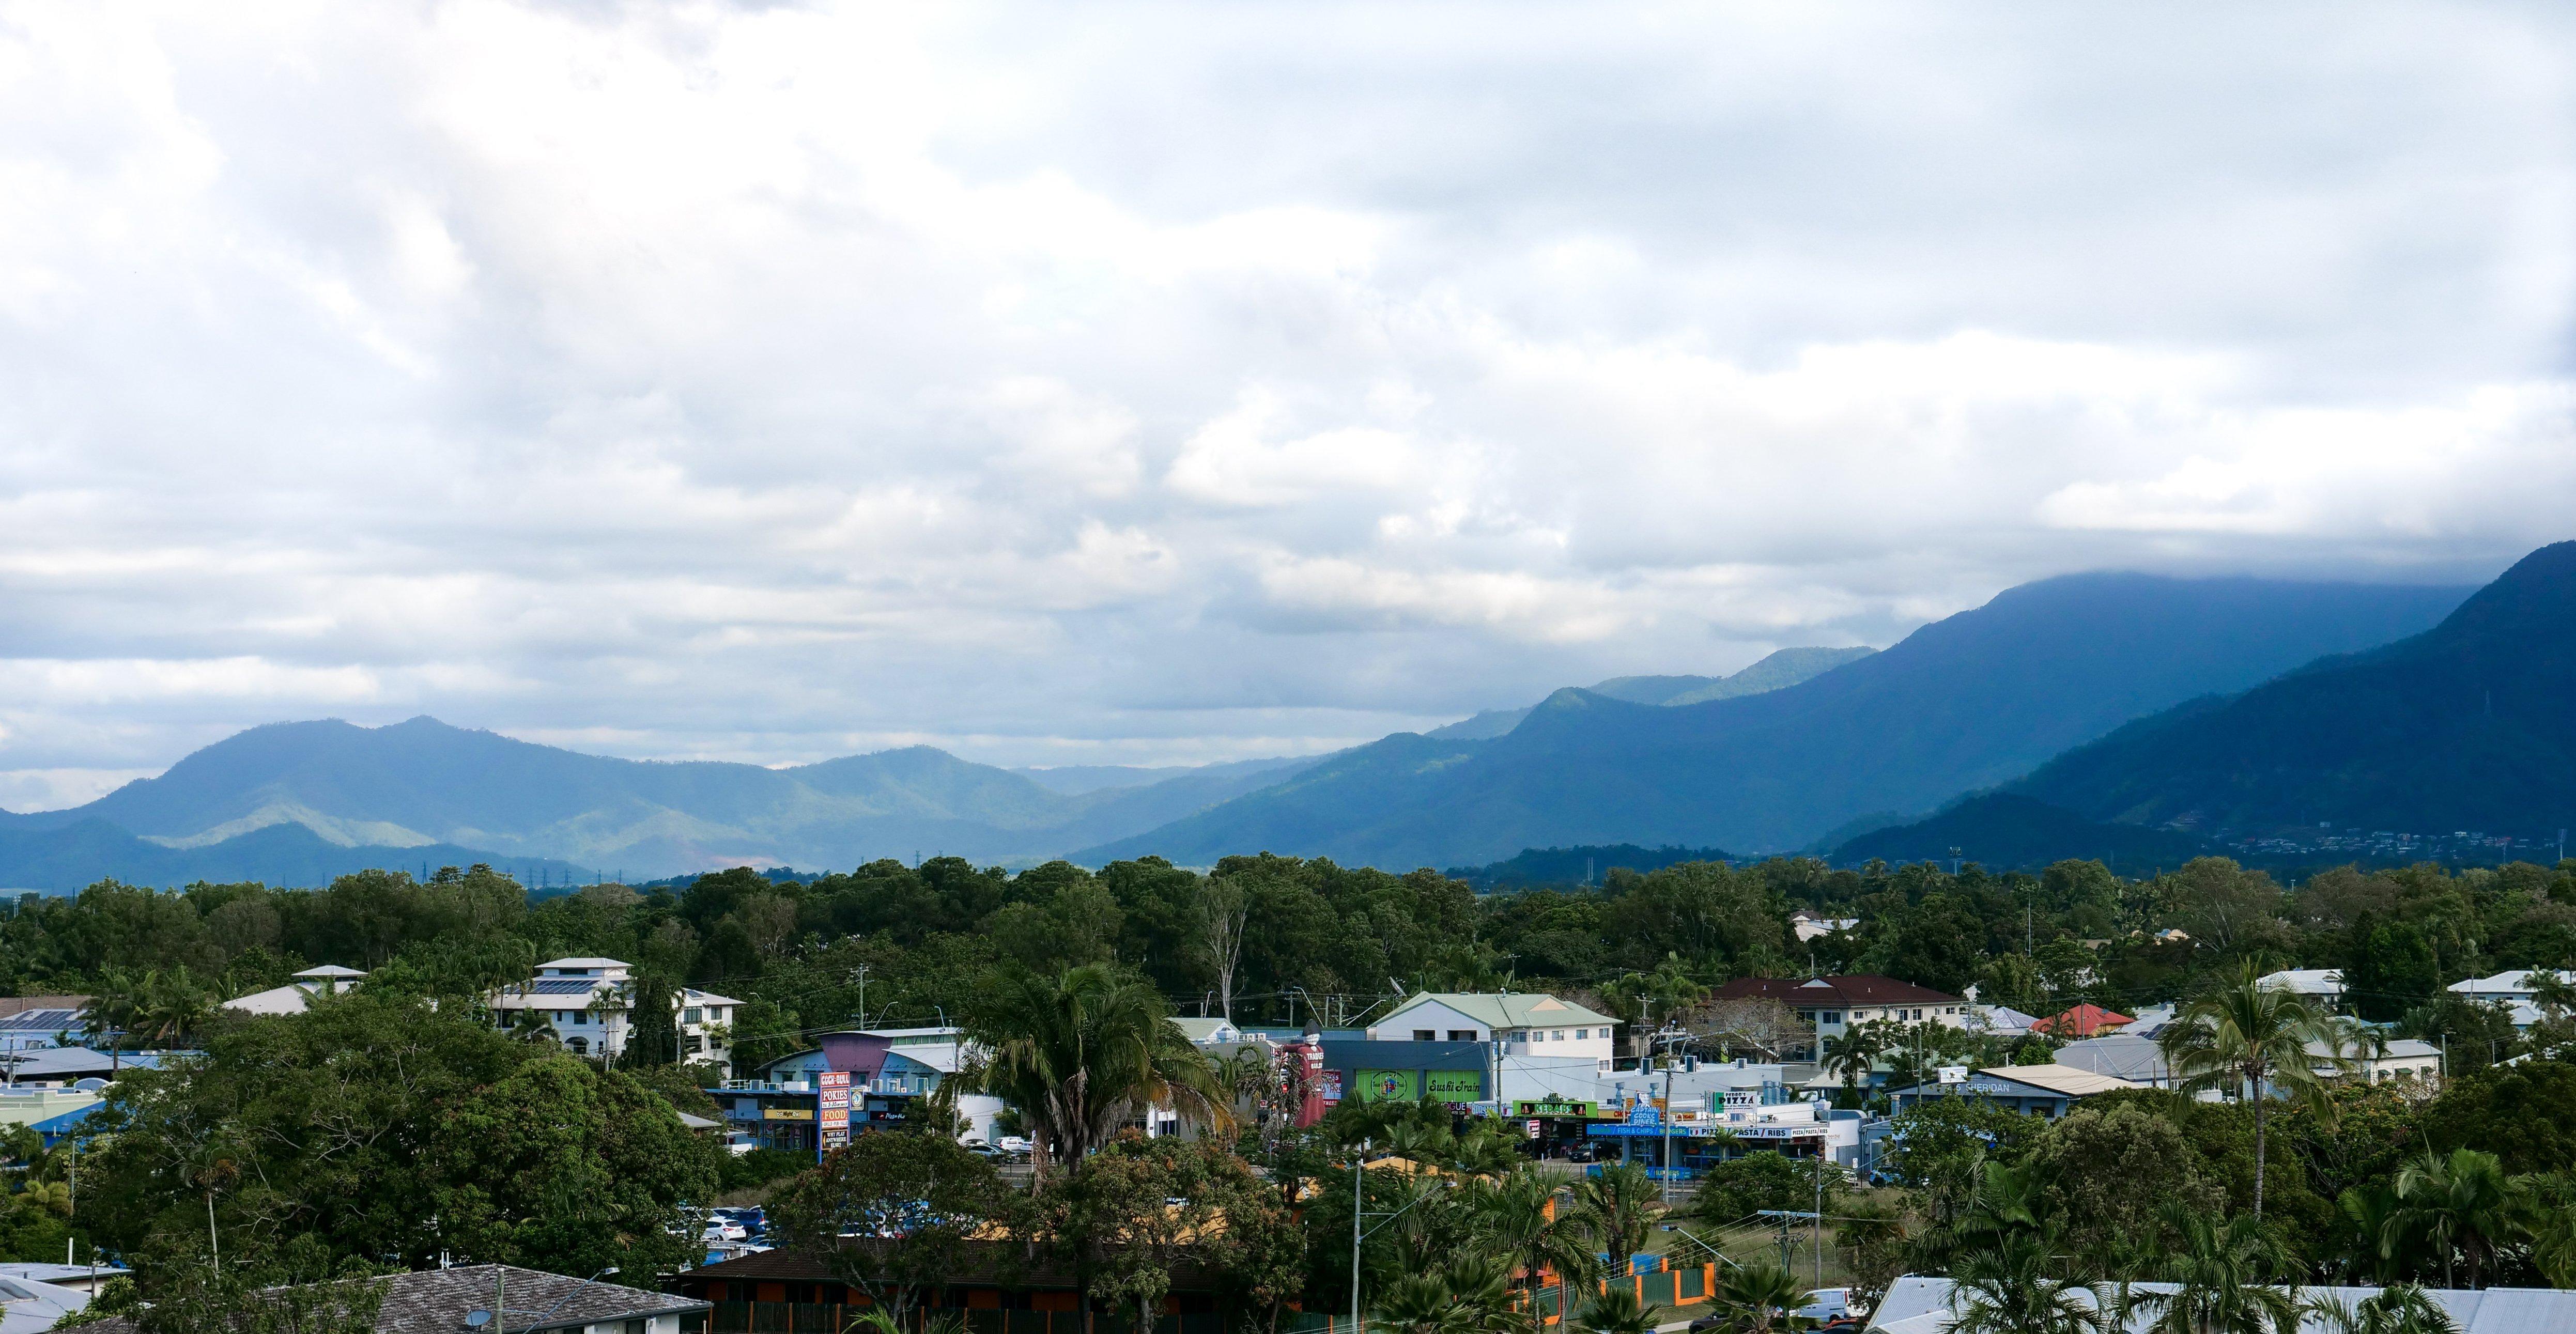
0,0,2570,801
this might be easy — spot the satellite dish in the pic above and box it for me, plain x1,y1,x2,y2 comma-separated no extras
466,1311,493,1329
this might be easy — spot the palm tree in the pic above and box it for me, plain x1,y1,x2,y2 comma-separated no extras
1946,1231,2105,1334
2125,1205,2296,1334
2156,959,2349,1218
2303,1285,2459,1334
1574,1285,1656,1334
1472,1170,1601,1329
2390,1148,2522,1290
1644,953,1709,1030
82,967,147,1074
1706,1261,1812,1334
137,967,217,1050
1567,1162,1659,1280
966,965,1227,1179
1819,1029,1880,1100
2332,1184,2406,1284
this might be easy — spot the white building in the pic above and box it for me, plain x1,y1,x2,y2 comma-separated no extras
1168,1016,1246,1047
2448,969,2574,1029
1790,909,1860,942
223,964,368,1017
1369,992,1618,1068
1712,975,1971,1046
487,958,742,1065
2256,969,2346,1006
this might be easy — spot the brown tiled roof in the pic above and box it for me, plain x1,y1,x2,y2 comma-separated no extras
1712,975,1960,1006
678,1241,1223,1295
71,1264,706,1334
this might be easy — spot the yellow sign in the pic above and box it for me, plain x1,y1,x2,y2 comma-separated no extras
764,1108,814,1121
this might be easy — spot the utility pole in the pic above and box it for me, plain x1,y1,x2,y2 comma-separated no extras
1813,1151,1825,1289
1351,1139,1365,1334
853,964,870,1030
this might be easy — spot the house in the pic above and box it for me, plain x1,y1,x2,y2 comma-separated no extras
1710,975,1970,1050
1368,992,1618,1068
67,1263,705,1334
2256,968,2346,1006
1790,909,1859,942
486,958,741,1065
0,1264,127,1297
2447,969,2574,1029
0,1000,87,1057
2054,1032,2443,1090
1962,1005,2040,1037
1883,1064,2140,1119
0,1269,95,1334
721,1029,1007,1151
224,964,367,1017
2029,1003,2133,1038
1867,1275,2576,1333
1168,1016,1245,1047
675,1240,1237,1334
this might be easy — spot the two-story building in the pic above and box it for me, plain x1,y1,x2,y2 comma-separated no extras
1710,974,1969,1053
486,957,741,1065
1368,992,1618,1069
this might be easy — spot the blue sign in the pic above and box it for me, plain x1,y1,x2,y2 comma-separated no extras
1624,1102,1660,1127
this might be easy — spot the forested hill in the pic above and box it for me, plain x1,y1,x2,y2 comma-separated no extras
1426,645,1877,740
2016,540,2576,839
1079,572,2470,868
0,718,1318,880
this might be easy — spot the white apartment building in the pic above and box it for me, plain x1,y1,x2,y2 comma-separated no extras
1712,974,1971,1046
1369,992,1619,1068
2448,969,2575,1029
487,957,742,1065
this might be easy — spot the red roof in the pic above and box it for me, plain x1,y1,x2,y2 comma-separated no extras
1712,974,1961,1006
2030,1003,2134,1037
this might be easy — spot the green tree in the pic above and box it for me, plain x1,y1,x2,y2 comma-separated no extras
768,1130,1011,1327
2125,1207,2296,1334
1566,1162,1658,1279
1468,1169,1599,1329
1704,1260,1814,1334
2030,1102,2225,1271
2344,917,2441,1023
1945,1230,2104,1334
2156,959,2348,1218
2302,1285,2460,1334
1574,1284,1657,1334
967,965,1225,1177
1045,1135,1300,1334
2389,1148,2522,1290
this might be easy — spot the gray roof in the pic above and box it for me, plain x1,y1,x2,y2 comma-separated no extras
1384,992,1617,1030
72,1264,705,1334
1870,1276,2576,1334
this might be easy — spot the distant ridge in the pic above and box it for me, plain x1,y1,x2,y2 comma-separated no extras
4,717,1321,878
1428,646,1875,740
0,818,590,894
2016,540,2576,838
1081,572,2471,869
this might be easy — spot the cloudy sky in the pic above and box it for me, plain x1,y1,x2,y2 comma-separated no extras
2,1,2572,808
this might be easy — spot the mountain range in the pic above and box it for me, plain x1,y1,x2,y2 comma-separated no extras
0,722,1318,889
1074,572,2470,868
7,549,2541,889
2016,541,2576,838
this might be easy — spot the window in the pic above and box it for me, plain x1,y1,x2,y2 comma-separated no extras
1412,1029,1435,1041
1551,1031,1565,1042
567,1037,589,1056
688,1035,705,1053
685,1007,703,1024
1448,1030,1477,1041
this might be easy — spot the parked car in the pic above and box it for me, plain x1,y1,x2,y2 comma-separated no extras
701,1219,747,1243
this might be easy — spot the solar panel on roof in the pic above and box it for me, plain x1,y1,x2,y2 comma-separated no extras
531,979,597,995
0,1011,76,1030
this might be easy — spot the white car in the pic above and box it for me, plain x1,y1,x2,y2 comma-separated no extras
701,1219,748,1243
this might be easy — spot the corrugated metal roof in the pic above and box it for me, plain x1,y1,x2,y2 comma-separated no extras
1868,1276,2576,1333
